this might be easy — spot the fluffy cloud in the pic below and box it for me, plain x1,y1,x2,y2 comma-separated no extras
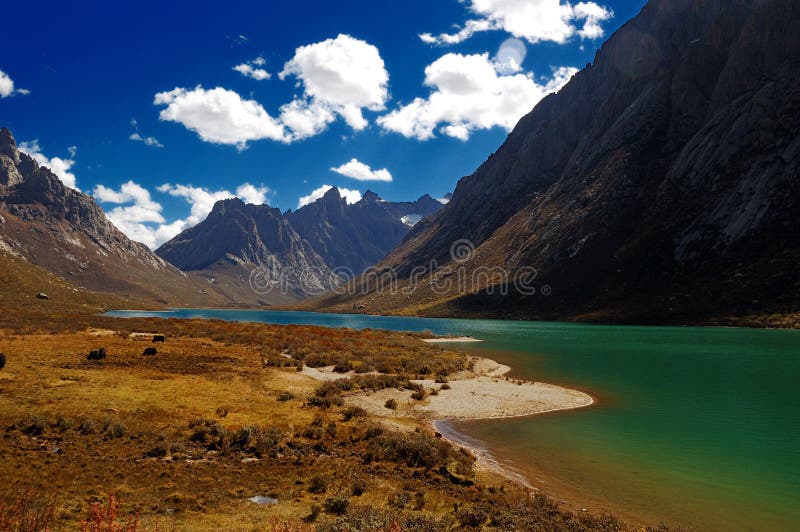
234,183,271,204
297,184,362,209
331,158,392,182
0,69,29,98
233,56,271,80
94,181,168,247
129,132,164,148
154,86,287,148
155,35,389,147
278,99,336,141
279,34,389,131
94,181,270,249
378,53,577,141
420,0,612,45
18,140,79,190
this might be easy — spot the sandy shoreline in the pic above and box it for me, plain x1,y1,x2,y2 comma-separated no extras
299,352,594,487
421,336,484,343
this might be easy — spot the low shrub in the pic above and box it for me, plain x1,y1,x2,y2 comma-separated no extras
78,417,96,434
350,479,366,496
308,476,328,494
325,423,337,438
365,429,474,471
323,495,349,515
342,406,367,421
102,420,127,439
303,505,321,523
19,415,48,436
456,506,488,528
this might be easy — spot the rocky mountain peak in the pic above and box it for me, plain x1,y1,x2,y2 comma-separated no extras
0,127,16,154
360,190,381,203
209,197,245,217
0,127,23,187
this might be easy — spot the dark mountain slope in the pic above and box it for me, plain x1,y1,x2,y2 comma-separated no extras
307,0,800,327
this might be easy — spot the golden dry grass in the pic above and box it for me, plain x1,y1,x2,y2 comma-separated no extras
0,313,652,531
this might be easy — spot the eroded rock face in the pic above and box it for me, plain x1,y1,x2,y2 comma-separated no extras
317,0,800,322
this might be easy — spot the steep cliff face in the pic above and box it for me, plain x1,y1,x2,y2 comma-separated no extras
309,0,800,325
0,127,225,307
156,187,447,304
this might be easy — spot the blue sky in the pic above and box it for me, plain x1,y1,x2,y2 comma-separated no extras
0,0,645,248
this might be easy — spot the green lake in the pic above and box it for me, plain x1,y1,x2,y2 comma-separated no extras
106,309,800,531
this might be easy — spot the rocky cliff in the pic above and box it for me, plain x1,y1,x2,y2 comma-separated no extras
308,0,800,326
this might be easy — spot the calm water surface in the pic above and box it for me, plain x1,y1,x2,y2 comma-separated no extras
106,309,800,530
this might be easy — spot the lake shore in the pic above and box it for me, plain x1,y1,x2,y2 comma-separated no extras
300,352,595,487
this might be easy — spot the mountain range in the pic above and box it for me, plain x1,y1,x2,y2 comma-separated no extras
3,0,799,327
155,187,446,304
0,125,447,307
306,0,800,326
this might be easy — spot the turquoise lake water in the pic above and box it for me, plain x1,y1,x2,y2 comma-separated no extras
106,309,800,530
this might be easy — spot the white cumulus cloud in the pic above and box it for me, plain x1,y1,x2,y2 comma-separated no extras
420,0,612,45
155,35,389,147
93,181,169,248
331,158,392,182
279,34,389,131
0,69,29,98
297,184,362,209
154,86,288,149
233,56,271,80
235,183,271,205
378,53,577,141
18,140,79,190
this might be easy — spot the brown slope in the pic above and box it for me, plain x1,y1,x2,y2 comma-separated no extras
306,0,800,327
0,127,227,307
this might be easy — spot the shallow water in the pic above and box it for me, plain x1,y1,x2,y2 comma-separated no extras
107,309,800,530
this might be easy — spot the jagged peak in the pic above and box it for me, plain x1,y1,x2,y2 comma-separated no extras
322,186,341,199
360,190,381,203
0,127,17,156
209,197,244,215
